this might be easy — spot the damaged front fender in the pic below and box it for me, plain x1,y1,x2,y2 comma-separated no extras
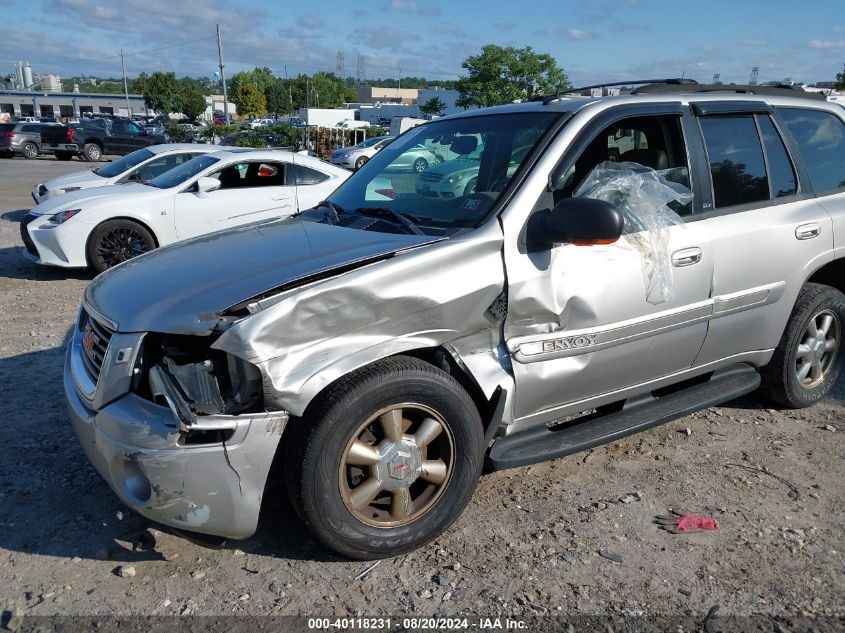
213,220,512,417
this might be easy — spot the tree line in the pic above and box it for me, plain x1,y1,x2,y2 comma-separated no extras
128,44,571,118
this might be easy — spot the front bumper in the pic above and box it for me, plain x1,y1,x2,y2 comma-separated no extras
22,214,89,267
64,339,288,539
330,154,356,168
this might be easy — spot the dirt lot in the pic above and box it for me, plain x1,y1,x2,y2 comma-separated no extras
0,158,843,629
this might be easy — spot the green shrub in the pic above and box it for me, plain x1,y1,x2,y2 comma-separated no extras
164,120,193,143
234,131,268,148
197,124,240,143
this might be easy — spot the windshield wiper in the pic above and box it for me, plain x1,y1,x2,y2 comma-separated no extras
305,199,344,223
353,207,424,235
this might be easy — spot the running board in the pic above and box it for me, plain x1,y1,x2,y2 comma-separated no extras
487,363,760,471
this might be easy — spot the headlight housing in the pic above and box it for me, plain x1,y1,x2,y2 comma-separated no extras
48,209,81,224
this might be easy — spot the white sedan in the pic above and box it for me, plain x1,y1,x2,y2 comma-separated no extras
21,149,349,273
32,144,230,204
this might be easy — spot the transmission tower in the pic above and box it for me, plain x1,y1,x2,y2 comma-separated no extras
749,66,759,85
356,55,365,85
712,73,721,85
336,52,345,75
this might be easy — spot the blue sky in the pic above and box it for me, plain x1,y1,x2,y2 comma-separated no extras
0,0,841,86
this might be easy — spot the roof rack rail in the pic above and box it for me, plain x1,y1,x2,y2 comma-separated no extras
533,78,697,104
631,82,825,100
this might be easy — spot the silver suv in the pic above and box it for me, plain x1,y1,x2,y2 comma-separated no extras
65,83,845,559
0,122,43,159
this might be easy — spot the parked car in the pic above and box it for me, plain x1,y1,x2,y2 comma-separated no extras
40,118,168,161
0,122,44,159
31,144,230,204
248,118,276,129
62,85,845,561
414,141,532,199
17,116,38,123
329,136,393,170
21,149,348,272
382,142,441,173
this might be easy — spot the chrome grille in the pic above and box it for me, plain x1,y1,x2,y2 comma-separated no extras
79,310,114,382
419,173,443,182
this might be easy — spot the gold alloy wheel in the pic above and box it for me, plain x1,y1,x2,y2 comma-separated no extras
339,404,455,528
795,308,841,388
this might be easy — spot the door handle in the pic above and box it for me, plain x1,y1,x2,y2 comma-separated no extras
671,247,702,267
795,223,821,240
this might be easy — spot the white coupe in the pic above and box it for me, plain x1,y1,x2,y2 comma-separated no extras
21,149,349,272
31,144,230,204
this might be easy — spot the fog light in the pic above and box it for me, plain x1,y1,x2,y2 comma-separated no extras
114,458,151,504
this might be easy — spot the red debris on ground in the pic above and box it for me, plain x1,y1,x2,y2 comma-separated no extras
655,509,719,534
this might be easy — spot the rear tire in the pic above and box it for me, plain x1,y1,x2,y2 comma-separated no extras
82,143,102,162
86,219,156,273
22,143,38,159
760,283,844,408
413,158,428,173
54,151,74,161
284,356,484,559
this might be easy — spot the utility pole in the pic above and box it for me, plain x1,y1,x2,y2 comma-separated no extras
285,65,293,116
398,62,401,99
120,49,130,116
216,24,229,124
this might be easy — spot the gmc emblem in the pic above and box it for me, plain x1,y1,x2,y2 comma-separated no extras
82,322,99,364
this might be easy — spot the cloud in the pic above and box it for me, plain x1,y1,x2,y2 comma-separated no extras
494,22,516,33
535,27,599,41
383,0,440,17
297,14,321,30
807,39,845,50
349,27,421,52
739,37,767,47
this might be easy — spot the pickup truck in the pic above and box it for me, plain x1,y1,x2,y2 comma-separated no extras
40,118,168,161
65,82,845,559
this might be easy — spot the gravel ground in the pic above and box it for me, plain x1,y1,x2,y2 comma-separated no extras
0,158,843,629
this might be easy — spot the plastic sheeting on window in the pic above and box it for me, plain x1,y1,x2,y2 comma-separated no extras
573,161,693,305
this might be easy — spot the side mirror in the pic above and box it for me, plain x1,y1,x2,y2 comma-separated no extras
196,176,221,195
127,172,141,182
526,197,624,248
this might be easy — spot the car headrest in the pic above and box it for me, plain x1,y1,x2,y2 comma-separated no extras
619,148,669,171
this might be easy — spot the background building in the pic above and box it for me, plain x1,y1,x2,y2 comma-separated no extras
0,90,149,119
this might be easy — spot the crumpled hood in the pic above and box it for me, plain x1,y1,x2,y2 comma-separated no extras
30,183,152,216
42,169,106,192
86,218,442,334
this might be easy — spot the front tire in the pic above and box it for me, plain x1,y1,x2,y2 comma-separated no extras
760,283,844,408
284,356,484,559
82,143,102,162
355,156,368,170
86,219,156,273
22,143,38,159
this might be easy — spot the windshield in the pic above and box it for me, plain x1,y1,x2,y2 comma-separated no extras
355,136,386,149
146,154,219,189
95,148,155,177
325,112,558,231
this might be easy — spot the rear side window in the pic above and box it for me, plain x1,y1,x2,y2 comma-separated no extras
21,124,40,133
699,116,768,208
778,108,845,194
286,163,329,185
757,116,797,198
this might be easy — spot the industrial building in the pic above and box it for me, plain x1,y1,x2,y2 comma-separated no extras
0,90,150,119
